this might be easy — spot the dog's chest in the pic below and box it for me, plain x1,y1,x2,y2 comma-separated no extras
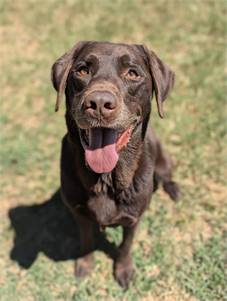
92,173,113,195
86,174,138,227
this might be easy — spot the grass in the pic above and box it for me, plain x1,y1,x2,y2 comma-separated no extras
0,0,226,300
178,235,227,301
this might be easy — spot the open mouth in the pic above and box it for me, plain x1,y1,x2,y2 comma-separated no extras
79,127,133,174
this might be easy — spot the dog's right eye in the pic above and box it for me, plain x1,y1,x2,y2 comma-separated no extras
123,68,140,81
76,66,90,77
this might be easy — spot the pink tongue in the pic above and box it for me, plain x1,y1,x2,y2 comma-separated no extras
85,144,119,173
85,128,119,174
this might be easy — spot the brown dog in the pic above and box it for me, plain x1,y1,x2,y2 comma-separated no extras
51,41,180,289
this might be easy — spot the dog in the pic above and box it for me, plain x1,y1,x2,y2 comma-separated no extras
51,41,180,289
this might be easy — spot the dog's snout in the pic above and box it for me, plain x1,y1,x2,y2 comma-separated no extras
83,91,117,118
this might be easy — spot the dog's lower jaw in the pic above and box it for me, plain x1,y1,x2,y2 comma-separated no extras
77,121,142,175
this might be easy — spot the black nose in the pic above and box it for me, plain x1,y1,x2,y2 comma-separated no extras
83,91,117,118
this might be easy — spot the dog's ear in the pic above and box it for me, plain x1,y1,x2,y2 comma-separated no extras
141,45,175,118
51,41,87,112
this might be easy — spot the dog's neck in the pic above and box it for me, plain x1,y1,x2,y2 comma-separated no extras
113,126,143,190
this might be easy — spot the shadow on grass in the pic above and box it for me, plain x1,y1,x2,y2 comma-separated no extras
8,189,119,269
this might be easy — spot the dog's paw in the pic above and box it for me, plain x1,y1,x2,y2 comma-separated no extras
113,257,134,290
74,255,94,278
163,180,180,201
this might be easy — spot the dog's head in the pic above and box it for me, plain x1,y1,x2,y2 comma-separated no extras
51,41,174,174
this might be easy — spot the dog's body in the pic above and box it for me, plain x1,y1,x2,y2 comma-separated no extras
52,41,180,288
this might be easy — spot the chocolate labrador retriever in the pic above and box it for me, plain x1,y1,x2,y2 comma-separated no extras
51,41,180,289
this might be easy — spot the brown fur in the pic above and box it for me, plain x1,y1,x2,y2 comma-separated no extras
51,41,180,289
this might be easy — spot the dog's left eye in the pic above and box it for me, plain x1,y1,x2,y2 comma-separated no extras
125,69,140,80
76,66,90,77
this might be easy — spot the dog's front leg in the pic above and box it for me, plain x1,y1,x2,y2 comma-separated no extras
113,223,138,289
74,212,94,278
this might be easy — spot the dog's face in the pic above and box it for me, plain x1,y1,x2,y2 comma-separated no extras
52,41,174,174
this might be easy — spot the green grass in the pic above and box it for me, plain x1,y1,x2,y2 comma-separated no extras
178,235,227,301
0,0,226,300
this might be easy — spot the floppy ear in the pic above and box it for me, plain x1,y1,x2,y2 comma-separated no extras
142,45,175,118
51,41,86,112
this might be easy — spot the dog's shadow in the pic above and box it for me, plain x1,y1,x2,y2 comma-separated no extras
8,189,119,269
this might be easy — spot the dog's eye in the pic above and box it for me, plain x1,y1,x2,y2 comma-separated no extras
76,66,90,77
125,69,140,80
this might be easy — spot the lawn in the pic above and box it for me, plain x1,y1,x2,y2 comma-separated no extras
0,1,226,300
